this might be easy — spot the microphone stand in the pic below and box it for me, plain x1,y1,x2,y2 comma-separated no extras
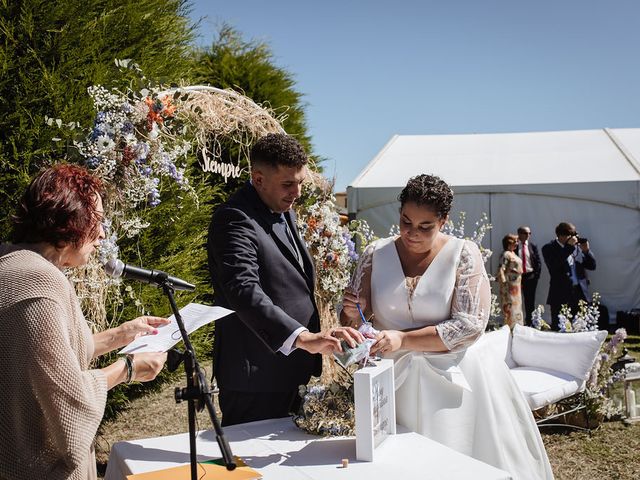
159,276,236,478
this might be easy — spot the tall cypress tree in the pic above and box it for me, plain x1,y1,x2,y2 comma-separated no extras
0,10,318,415
0,0,196,235
192,25,313,159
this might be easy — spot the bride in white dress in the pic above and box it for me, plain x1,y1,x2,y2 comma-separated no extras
341,175,553,480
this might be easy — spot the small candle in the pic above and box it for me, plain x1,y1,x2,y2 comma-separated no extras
625,386,636,418
341,458,349,468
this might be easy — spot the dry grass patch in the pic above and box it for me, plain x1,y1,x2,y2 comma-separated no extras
542,422,640,480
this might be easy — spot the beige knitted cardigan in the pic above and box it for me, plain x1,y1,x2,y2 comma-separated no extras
0,245,107,480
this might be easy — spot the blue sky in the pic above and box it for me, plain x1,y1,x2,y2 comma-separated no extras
190,1,640,191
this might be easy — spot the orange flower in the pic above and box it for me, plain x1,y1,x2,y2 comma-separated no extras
162,98,176,117
144,97,166,127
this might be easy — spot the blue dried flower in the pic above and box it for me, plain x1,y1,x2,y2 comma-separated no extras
86,157,101,169
90,126,103,141
152,99,163,113
139,166,152,177
97,234,119,265
147,179,161,207
121,121,134,134
342,231,358,261
135,142,150,161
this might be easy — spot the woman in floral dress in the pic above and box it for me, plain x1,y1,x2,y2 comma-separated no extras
497,233,524,327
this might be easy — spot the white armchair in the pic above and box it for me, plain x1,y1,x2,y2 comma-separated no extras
480,324,607,429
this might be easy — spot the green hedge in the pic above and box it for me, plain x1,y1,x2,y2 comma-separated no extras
1,3,317,420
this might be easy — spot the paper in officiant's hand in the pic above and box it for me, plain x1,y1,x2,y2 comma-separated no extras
119,303,233,354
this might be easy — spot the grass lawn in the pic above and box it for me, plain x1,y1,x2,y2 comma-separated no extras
96,377,640,479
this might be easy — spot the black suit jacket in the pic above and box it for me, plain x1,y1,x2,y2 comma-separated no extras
207,183,321,393
517,241,542,279
541,240,596,305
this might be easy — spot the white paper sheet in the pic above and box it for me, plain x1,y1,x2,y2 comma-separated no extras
119,303,233,354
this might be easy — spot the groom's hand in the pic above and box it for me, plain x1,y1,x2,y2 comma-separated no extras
295,327,365,355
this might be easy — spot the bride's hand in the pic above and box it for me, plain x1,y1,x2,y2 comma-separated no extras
370,330,404,355
342,290,365,321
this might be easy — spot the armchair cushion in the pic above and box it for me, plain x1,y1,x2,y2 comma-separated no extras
511,324,607,381
479,325,515,368
510,366,584,411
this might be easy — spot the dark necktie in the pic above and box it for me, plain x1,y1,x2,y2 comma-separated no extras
277,213,303,267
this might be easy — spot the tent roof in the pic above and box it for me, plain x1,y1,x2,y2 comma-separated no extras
350,128,640,189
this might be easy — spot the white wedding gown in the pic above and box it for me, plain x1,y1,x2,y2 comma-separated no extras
353,236,553,480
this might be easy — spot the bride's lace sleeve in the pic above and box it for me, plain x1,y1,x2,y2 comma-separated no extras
435,240,491,351
340,242,375,321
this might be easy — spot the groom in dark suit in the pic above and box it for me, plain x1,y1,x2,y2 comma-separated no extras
516,226,541,325
208,133,362,426
541,222,596,330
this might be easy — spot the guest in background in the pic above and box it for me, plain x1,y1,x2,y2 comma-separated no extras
497,233,524,327
516,225,541,325
541,222,596,330
0,164,168,480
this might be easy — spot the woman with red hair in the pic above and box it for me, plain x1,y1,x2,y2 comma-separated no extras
0,164,168,480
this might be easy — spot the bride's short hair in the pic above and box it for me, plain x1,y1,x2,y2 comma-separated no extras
398,174,453,218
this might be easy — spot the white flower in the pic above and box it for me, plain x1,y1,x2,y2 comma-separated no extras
96,135,115,152
123,133,137,146
149,123,160,139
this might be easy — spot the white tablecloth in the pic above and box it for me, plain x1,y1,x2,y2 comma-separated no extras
105,417,511,479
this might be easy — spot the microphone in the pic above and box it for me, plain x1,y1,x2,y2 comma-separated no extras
104,259,195,292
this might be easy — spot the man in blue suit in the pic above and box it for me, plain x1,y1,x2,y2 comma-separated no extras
208,133,362,426
541,222,596,330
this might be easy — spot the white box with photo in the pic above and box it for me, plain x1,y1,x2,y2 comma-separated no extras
354,359,396,462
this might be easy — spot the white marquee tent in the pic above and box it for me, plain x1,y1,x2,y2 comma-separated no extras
347,128,640,320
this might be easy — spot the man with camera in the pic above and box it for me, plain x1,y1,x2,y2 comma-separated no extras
542,222,596,330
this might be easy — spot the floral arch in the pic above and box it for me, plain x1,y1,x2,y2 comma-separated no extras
63,78,367,381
